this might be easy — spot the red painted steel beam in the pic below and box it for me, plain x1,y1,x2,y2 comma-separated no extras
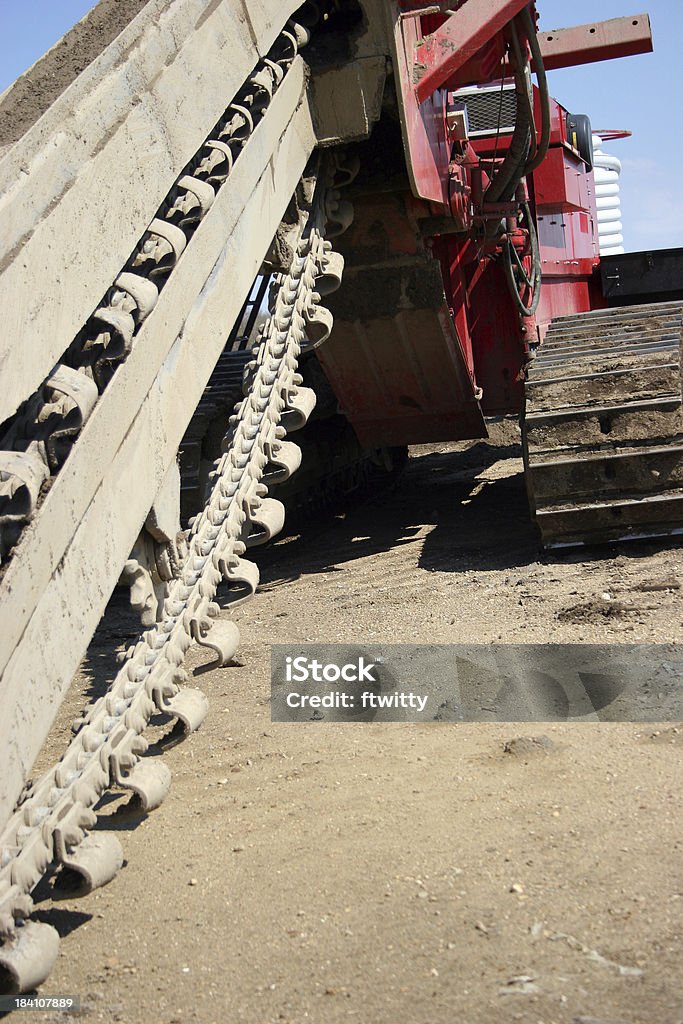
414,0,531,105
535,14,652,71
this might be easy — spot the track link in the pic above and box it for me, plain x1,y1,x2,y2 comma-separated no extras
523,300,683,548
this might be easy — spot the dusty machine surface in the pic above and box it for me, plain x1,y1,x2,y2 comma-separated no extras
0,0,676,991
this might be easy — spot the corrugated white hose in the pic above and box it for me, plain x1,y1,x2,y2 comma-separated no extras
592,135,624,255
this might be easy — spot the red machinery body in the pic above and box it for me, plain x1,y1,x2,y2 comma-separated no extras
316,4,652,444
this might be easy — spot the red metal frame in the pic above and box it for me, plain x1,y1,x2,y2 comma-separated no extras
390,8,450,206
535,14,652,71
319,3,655,439
393,5,653,207
413,0,530,105
390,5,643,417
316,191,487,446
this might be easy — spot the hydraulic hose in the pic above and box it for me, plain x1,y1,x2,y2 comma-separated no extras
520,6,550,175
485,7,551,205
484,46,531,206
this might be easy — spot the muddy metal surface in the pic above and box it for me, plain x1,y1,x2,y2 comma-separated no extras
0,0,153,148
21,423,683,1024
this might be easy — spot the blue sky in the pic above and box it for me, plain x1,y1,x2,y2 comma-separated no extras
0,0,679,252
539,0,682,253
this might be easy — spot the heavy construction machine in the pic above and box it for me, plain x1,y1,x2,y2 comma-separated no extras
0,0,677,992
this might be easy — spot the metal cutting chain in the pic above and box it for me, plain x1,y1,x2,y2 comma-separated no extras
0,10,316,564
0,212,334,938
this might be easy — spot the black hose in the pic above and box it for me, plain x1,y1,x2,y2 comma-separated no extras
484,27,531,206
520,6,550,175
510,19,536,168
485,7,551,208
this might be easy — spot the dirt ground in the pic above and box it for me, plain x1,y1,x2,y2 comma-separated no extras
13,423,683,1024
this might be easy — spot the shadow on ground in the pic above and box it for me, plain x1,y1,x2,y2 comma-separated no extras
256,440,538,589
80,440,530,697
80,437,682,700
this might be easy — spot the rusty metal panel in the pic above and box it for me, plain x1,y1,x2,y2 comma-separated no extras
389,2,450,205
413,0,530,103
317,190,486,447
537,14,652,71
317,302,487,447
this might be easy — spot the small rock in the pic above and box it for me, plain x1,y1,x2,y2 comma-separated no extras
188,878,198,886
648,726,683,746
499,975,540,996
510,883,524,894
504,735,556,758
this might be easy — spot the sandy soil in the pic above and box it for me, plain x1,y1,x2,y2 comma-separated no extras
13,424,683,1024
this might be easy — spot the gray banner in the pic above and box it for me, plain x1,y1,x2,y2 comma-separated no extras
271,644,683,722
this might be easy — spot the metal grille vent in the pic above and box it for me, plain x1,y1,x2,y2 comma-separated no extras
452,86,517,137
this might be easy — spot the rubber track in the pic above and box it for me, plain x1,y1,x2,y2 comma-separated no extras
522,300,683,548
